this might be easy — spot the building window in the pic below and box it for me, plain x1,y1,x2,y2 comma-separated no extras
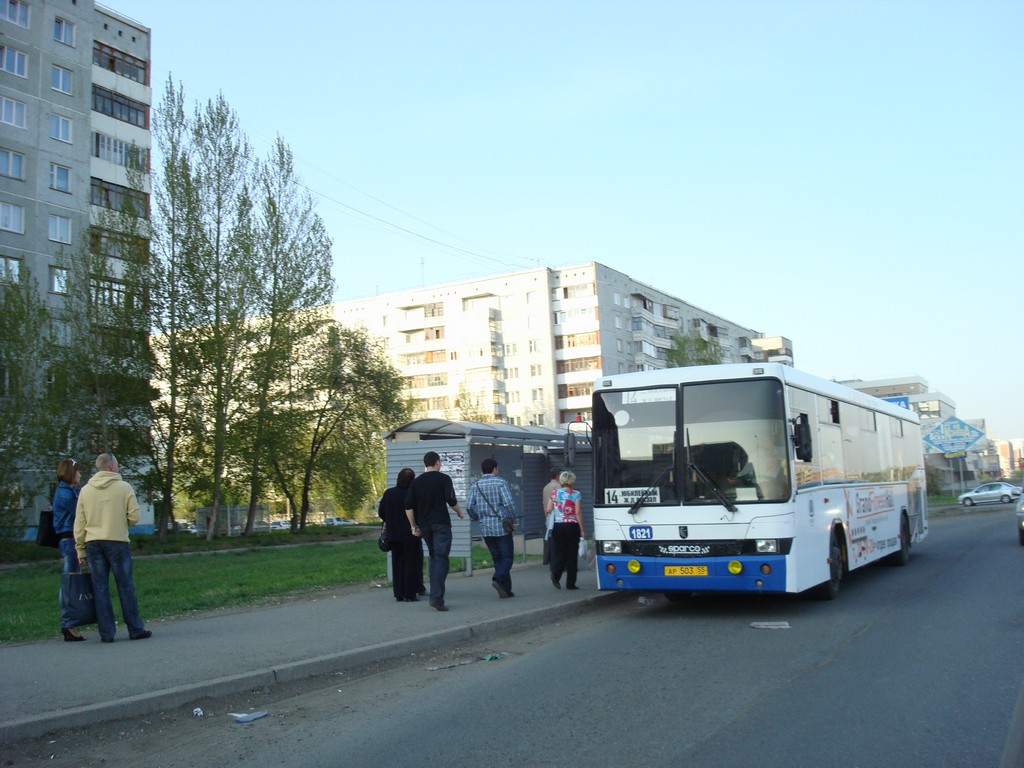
1,96,26,128
528,340,540,353
93,132,149,170
93,42,148,84
50,114,72,143
54,17,75,46
0,44,27,77
531,388,544,402
4,1,30,27
530,364,542,377
90,177,148,217
0,202,25,233
90,227,148,262
0,148,24,179
51,65,73,94
1,254,20,283
50,163,71,192
91,277,127,308
48,215,71,244
49,266,68,294
92,85,148,128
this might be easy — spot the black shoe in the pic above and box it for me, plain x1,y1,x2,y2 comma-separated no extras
101,637,114,643
429,602,448,612
62,628,86,642
404,597,419,602
491,579,510,599
550,576,561,590
416,588,427,596
566,586,579,590
129,630,152,641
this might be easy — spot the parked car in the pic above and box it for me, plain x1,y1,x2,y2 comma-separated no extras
957,482,1021,507
323,516,356,526
269,520,290,530
1016,492,1024,546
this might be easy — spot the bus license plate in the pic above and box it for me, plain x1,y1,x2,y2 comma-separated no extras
664,565,708,576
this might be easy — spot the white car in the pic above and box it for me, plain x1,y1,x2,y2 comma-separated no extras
323,516,356,526
957,482,1021,507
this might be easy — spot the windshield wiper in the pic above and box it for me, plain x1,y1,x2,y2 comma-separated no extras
627,465,673,516
687,460,737,514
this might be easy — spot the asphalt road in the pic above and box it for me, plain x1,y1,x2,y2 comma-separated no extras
5,506,1021,767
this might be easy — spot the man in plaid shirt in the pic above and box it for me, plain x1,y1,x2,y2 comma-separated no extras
466,457,518,598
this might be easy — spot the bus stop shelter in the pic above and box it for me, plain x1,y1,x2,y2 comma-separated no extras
384,419,592,569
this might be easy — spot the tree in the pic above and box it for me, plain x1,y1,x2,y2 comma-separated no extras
666,330,723,367
173,93,255,541
267,323,409,529
0,270,51,534
149,77,203,540
237,137,334,534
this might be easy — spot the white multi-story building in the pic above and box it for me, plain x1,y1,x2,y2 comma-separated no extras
335,262,792,427
1,0,150,320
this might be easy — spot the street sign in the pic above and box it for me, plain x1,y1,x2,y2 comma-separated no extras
922,417,985,454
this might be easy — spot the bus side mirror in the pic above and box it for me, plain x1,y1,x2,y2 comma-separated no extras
792,414,812,462
565,430,577,467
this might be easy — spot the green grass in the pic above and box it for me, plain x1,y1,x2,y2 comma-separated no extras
0,538,495,644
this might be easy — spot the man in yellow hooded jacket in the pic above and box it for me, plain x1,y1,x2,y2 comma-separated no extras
74,452,151,643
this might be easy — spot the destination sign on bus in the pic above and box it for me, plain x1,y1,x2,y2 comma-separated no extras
604,487,662,505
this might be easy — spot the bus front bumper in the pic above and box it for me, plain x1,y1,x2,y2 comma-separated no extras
595,554,788,593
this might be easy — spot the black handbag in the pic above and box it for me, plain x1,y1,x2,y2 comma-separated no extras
36,509,59,548
378,522,392,552
60,571,96,628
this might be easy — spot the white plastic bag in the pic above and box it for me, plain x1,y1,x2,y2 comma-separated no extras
578,538,588,560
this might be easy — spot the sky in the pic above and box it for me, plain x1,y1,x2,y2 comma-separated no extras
108,0,1023,439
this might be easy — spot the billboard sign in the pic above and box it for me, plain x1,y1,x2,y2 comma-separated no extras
922,417,985,454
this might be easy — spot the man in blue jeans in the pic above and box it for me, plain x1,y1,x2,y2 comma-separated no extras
405,451,464,611
465,457,518,598
74,452,151,642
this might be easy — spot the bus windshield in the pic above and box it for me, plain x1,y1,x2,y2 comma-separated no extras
594,378,792,507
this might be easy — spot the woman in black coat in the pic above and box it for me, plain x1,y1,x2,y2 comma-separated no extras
378,468,423,602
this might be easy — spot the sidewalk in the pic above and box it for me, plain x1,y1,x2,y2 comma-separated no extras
0,559,619,744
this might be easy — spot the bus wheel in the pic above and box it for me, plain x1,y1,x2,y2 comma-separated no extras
885,515,911,566
813,530,844,600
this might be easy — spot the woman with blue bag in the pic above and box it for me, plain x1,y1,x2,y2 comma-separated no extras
53,458,88,641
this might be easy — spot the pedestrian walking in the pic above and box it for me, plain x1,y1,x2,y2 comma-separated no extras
74,453,151,642
405,451,464,611
545,470,585,590
378,468,422,602
541,468,560,566
465,458,517,598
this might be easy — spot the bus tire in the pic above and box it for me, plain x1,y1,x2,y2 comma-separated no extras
885,515,911,566
812,528,844,600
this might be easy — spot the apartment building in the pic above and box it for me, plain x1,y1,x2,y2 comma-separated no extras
1,0,150,317
334,262,791,427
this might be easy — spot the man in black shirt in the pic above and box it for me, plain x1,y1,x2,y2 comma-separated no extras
405,451,464,611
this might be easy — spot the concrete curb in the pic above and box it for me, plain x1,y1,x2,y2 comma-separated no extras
0,589,622,744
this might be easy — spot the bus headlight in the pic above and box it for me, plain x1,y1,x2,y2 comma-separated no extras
602,541,622,554
755,539,778,553
727,560,743,575
627,560,642,574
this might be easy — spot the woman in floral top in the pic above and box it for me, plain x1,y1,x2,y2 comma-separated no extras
545,470,584,590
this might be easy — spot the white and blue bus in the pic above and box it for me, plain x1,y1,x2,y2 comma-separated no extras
591,363,927,599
